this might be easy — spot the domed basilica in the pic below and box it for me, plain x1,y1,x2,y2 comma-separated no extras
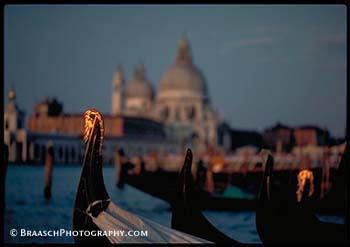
111,36,221,151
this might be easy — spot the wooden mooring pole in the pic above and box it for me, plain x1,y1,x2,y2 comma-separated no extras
44,142,54,200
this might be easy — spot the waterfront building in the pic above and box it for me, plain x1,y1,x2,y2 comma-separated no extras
26,101,179,164
5,35,224,163
6,35,339,165
5,90,178,164
262,123,294,152
293,126,330,147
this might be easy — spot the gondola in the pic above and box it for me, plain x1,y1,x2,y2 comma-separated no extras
124,163,344,214
171,148,242,244
72,109,211,243
256,150,347,244
124,169,257,211
321,142,349,215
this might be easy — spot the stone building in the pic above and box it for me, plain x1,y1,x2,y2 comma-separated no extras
26,99,178,164
125,64,155,117
294,126,330,147
111,36,220,151
4,90,178,164
262,123,294,152
34,97,63,117
262,123,332,151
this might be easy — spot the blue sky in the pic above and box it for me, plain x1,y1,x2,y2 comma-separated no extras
4,5,346,137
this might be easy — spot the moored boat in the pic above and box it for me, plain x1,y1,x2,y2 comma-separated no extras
72,109,211,243
255,149,347,244
123,165,345,214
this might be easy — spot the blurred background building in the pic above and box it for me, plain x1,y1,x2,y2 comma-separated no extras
111,35,221,152
3,35,344,165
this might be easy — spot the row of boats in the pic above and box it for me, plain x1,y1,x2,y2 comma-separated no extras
122,163,344,214
73,109,348,244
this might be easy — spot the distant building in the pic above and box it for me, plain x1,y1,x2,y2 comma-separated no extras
111,35,221,152
34,97,63,117
123,64,155,118
28,101,123,137
4,35,229,163
4,89,179,164
27,100,178,163
229,129,263,151
6,35,339,164
217,122,263,152
262,123,333,151
262,123,294,152
217,122,232,150
294,125,330,147
28,97,172,140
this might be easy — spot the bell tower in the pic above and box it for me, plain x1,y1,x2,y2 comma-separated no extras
4,86,27,162
111,65,124,115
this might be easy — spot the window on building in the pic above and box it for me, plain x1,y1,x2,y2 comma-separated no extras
41,145,46,164
34,144,40,160
174,107,180,121
5,120,9,130
160,106,169,120
17,119,23,129
71,147,76,160
59,146,63,159
187,106,196,120
65,146,69,163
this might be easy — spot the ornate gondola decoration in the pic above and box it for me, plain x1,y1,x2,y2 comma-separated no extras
296,169,314,203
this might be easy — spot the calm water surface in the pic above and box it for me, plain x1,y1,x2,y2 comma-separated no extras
4,165,342,244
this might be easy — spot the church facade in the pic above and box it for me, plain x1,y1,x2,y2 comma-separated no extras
111,36,221,152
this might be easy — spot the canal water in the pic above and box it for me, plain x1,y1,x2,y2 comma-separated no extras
4,165,343,244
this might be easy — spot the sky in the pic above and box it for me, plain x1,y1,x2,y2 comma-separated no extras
4,5,346,138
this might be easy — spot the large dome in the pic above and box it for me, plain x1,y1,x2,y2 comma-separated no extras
160,64,207,96
159,37,208,98
126,64,154,99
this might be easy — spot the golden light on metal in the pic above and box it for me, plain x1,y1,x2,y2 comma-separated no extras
296,169,314,202
83,109,104,154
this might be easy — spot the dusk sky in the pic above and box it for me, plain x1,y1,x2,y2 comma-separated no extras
4,5,346,138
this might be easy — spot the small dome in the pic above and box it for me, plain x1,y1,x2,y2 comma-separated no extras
159,36,208,97
126,64,154,99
